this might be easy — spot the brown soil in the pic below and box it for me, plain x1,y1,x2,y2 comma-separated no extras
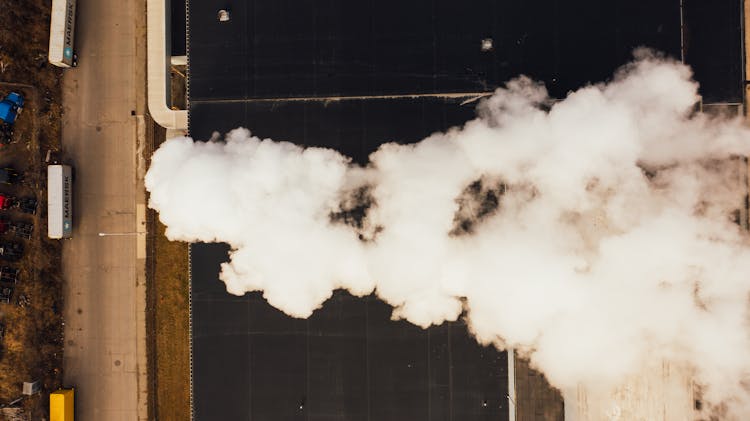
146,124,191,421
152,220,190,421
170,65,187,111
0,0,66,419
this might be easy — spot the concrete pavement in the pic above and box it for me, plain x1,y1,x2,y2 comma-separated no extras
60,0,149,419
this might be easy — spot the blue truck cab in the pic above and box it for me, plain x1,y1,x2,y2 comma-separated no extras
0,93,24,126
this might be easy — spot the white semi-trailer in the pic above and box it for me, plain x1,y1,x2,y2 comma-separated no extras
48,0,77,68
48,165,73,239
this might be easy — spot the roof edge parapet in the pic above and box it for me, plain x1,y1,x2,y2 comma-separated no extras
147,0,188,130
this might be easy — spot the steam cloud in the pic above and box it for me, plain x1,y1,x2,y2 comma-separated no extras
146,50,750,416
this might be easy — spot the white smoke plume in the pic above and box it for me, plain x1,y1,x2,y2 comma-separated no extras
146,50,750,417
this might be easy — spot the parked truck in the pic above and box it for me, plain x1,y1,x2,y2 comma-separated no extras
0,242,23,261
0,267,18,284
0,285,12,304
50,388,74,421
0,93,23,126
48,165,73,239
0,168,21,185
0,92,23,145
0,217,33,240
48,0,78,68
0,194,37,214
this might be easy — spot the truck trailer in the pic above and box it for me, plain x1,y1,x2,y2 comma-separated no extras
50,388,74,421
48,0,77,68
48,165,72,239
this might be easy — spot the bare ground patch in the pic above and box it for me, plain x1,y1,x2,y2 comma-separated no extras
0,0,66,418
146,124,191,421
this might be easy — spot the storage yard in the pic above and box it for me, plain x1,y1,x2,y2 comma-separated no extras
0,0,68,417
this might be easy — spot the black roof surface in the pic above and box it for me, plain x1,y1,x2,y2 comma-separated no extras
170,0,186,56
187,0,742,110
189,0,688,103
185,1,744,420
192,243,509,421
188,97,509,421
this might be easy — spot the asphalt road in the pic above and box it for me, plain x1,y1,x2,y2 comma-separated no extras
60,0,148,419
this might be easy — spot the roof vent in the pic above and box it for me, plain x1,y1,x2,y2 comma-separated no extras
480,38,494,52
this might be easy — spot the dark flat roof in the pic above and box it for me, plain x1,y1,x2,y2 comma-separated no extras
683,0,744,103
170,0,186,56
186,1,744,420
188,96,477,151
189,98,509,421
192,243,509,421
188,0,742,106
188,0,688,103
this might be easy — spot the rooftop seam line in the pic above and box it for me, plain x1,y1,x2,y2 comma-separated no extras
189,91,495,105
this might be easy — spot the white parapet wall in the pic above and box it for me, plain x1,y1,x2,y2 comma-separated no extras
564,361,695,421
147,0,188,130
